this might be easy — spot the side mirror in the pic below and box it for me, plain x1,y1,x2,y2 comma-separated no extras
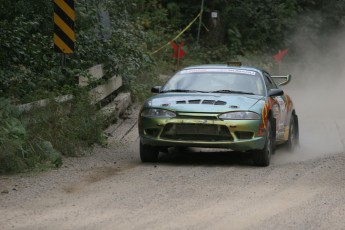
151,86,162,93
269,88,284,96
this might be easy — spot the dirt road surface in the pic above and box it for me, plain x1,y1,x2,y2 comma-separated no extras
1,100,345,230
2,34,345,229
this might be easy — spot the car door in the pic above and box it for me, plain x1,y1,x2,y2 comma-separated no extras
263,72,288,141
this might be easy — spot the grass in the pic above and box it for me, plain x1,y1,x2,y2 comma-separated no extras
0,91,107,174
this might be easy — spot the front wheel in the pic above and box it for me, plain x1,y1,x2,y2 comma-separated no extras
253,119,273,167
140,142,159,162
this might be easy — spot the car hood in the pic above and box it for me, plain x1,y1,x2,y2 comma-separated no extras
145,93,265,113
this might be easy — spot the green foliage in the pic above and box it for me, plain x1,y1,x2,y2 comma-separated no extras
0,91,107,173
0,98,27,173
25,90,107,159
0,0,154,102
40,141,63,168
66,90,107,148
2,0,345,102
0,0,155,173
297,0,345,30
220,0,299,53
0,0,69,102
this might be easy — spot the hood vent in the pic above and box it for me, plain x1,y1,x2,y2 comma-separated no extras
214,101,227,105
189,100,201,104
175,100,227,105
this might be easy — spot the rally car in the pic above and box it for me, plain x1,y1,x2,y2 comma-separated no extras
138,63,299,166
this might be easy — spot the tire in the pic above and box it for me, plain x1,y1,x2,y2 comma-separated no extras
286,115,297,152
140,142,159,162
174,146,189,153
253,119,273,167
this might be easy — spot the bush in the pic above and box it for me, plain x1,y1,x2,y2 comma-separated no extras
0,91,107,173
0,98,27,173
25,90,107,157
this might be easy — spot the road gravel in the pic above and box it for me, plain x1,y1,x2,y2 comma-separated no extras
1,103,345,230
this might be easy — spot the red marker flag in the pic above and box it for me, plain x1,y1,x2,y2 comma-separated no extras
170,40,186,59
273,49,288,62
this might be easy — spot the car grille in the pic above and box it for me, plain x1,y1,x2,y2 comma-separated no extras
161,124,232,141
177,115,218,120
176,100,226,105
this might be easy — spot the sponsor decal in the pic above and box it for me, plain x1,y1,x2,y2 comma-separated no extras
262,103,269,128
276,96,287,137
262,98,275,129
285,95,292,112
180,69,256,75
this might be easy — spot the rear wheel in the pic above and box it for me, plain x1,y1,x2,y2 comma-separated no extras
140,142,159,162
253,119,273,167
286,115,297,152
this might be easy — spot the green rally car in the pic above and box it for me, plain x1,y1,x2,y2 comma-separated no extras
138,63,299,166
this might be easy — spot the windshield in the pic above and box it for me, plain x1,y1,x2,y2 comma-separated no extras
162,68,265,95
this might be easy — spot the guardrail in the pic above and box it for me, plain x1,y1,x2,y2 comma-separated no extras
17,64,131,119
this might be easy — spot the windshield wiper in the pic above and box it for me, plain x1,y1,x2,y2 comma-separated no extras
211,89,255,95
161,89,208,93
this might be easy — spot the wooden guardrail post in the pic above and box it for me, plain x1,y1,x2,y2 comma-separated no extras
16,64,132,120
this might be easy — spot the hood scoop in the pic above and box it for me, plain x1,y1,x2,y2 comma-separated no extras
176,100,227,105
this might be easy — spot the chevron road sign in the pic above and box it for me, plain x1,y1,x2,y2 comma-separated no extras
54,0,75,54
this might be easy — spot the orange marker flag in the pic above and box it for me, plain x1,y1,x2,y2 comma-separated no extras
170,39,186,59
273,49,288,62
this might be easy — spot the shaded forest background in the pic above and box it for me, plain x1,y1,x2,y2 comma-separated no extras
1,0,345,102
0,0,344,172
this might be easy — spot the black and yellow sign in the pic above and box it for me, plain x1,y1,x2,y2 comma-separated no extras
54,0,75,54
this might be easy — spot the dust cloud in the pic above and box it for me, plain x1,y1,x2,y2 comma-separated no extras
272,26,345,164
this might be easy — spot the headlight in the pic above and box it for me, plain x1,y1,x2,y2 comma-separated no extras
141,109,176,118
219,111,260,120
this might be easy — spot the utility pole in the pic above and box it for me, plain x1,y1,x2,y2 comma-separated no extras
197,0,204,45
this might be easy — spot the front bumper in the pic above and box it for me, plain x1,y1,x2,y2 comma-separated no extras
138,115,266,151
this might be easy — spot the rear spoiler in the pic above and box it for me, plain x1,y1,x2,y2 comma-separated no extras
271,74,291,86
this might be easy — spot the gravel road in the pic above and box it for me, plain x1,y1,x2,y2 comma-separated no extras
1,101,345,230
3,26,345,230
